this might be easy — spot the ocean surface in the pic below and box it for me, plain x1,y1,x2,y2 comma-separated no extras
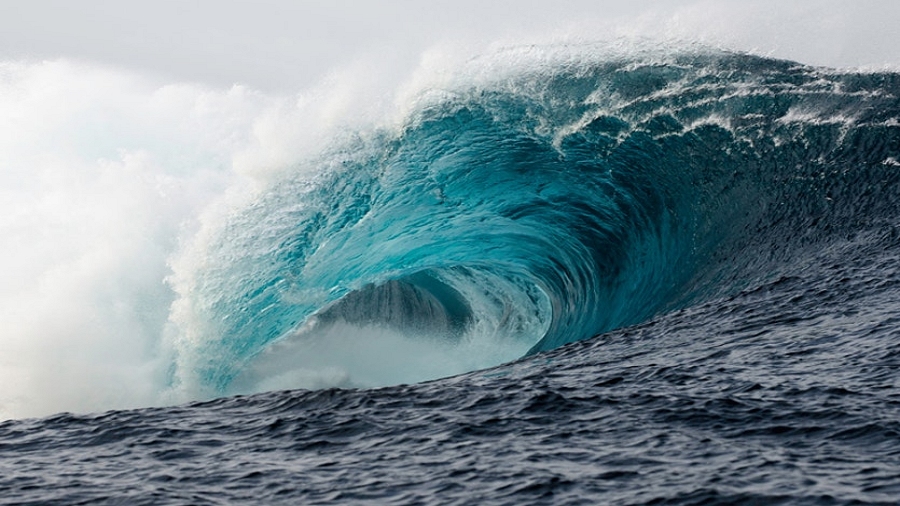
2,48,900,504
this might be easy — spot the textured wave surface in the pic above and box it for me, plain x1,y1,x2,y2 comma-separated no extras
3,49,900,504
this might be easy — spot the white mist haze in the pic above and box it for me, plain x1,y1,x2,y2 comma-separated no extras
1,1,899,90
0,0,898,419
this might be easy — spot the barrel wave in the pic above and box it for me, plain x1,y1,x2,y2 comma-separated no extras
168,49,900,397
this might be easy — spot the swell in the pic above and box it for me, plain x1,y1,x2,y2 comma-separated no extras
168,50,900,395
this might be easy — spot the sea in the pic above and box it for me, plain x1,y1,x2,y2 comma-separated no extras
1,46,900,504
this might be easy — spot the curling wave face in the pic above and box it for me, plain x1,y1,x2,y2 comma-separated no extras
168,50,900,396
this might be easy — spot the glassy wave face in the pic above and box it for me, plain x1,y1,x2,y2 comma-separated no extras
168,50,900,399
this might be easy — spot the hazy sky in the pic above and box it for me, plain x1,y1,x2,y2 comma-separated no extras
1,1,899,91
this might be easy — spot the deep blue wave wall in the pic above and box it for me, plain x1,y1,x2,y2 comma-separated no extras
179,51,900,393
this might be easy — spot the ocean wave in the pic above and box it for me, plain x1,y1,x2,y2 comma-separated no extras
166,49,900,397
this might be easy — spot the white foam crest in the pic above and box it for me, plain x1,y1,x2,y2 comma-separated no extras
0,59,388,419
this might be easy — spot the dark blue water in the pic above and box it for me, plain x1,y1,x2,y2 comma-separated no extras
3,49,900,504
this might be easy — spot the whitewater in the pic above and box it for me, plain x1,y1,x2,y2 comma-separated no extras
2,4,900,503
